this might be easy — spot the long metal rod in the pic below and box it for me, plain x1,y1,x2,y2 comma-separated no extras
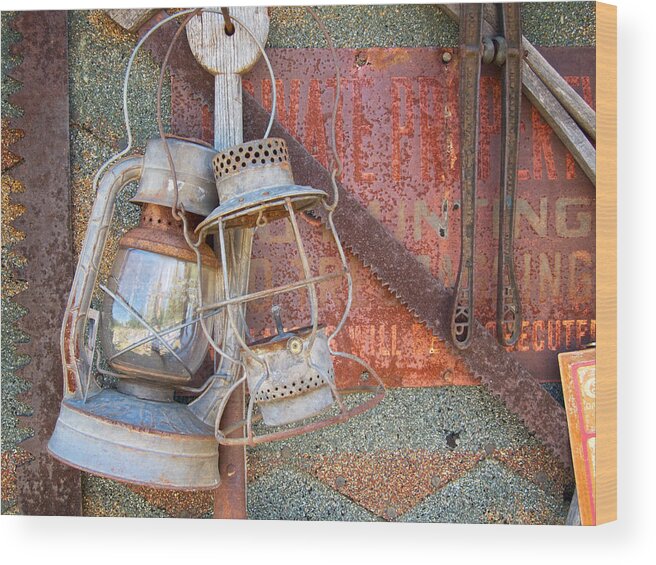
450,3,482,350
197,271,343,312
496,3,523,346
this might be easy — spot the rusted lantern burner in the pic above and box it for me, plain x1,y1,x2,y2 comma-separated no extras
195,138,385,445
245,307,335,426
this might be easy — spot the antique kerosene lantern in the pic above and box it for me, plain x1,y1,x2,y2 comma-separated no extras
191,138,386,445
48,138,223,489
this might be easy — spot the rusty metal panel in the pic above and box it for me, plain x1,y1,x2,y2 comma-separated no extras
237,47,596,386
241,91,571,468
10,10,82,515
160,42,592,388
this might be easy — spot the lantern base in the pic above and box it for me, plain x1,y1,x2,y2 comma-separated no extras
48,388,219,490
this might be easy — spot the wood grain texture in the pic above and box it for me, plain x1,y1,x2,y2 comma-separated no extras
522,64,596,184
215,74,243,150
595,1,617,525
188,7,270,520
523,39,596,141
186,7,269,76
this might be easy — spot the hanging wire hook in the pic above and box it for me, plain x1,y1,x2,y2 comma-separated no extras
91,9,197,194
305,7,342,210
156,9,202,222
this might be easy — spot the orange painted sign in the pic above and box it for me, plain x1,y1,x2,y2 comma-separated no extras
559,348,596,525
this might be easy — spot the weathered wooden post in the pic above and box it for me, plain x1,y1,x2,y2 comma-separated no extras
185,6,270,519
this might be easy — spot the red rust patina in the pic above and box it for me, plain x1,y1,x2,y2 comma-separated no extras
205,47,594,388
162,44,593,469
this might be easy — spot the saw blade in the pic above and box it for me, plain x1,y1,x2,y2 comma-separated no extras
8,10,82,515
242,93,572,470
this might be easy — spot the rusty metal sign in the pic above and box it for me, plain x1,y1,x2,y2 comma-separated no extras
237,46,596,386
242,91,572,468
10,11,82,515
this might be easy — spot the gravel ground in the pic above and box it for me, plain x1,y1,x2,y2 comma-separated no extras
266,3,595,49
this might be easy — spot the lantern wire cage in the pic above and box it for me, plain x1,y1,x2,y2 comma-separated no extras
155,7,385,446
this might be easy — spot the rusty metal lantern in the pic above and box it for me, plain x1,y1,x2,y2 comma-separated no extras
191,137,386,445
48,6,385,490
47,138,223,489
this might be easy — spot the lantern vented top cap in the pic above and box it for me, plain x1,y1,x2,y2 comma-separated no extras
197,138,327,232
213,138,290,181
131,138,219,217
211,138,296,204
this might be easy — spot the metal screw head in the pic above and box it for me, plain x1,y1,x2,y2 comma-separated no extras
385,506,398,520
287,336,303,355
442,51,452,64
335,476,346,488
431,475,442,489
484,443,496,456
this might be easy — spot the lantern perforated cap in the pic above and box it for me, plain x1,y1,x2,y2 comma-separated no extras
131,138,219,217
196,138,327,232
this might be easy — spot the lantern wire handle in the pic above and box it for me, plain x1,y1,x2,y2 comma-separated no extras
156,8,202,222
304,8,355,344
305,8,385,400
91,9,196,195
305,7,342,211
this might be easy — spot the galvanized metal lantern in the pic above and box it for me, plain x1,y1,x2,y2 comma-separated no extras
48,138,223,489
193,138,386,445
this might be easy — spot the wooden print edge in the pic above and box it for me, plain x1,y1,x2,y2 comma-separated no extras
595,1,617,525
